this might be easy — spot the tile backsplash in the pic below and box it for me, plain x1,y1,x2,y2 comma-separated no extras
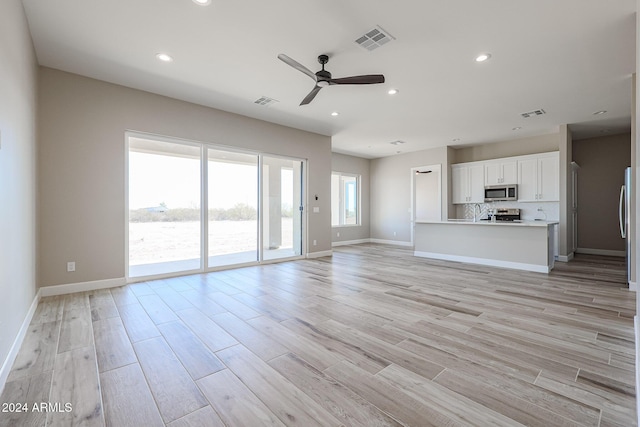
456,201,559,221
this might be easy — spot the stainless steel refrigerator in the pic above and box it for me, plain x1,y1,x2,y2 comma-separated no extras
619,166,631,281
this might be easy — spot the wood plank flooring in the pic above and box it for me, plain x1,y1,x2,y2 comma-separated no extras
0,244,636,426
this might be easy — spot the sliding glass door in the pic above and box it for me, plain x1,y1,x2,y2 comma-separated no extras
208,149,258,267
262,156,303,261
127,134,305,279
128,137,201,277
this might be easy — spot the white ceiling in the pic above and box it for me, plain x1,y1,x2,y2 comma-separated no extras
21,0,637,158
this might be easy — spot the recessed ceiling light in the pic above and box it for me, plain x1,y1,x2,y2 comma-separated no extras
512,127,522,131
156,53,173,62
593,110,607,115
331,111,339,116
192,0,211,5
475,53,491,62
388,89,399,95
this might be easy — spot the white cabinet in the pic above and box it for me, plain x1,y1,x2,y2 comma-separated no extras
452,163,484,204
517,152,559,202
485,160,517,185
452,151,559,205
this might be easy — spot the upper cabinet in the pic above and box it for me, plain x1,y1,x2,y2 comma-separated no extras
452,163,484,204
484,160,517,186
452,151,559,204
517,152,559,202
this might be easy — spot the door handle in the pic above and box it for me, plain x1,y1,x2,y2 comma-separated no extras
619,184,626,238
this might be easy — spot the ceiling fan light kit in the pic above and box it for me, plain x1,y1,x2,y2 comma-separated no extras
278,53,385,105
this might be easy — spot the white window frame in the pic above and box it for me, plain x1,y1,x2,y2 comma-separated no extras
331,171,361,227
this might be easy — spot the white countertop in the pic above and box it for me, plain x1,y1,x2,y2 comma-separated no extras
415,219,559,227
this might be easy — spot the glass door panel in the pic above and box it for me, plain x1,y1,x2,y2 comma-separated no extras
262,156,303,261
128,137,201,277
208,149,259,267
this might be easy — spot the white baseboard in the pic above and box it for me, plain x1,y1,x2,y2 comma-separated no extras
0,289,42,397
369,238,413,247
576,247,626,257
306,250,333,259
39,277,126,297
557,252,574,262
332,239,371,247
414,251,550,273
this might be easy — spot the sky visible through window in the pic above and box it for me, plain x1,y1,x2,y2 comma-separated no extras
129,152,293,210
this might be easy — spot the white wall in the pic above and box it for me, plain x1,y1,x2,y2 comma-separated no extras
331,153,370,244
37,68,332,287
0,0,38,382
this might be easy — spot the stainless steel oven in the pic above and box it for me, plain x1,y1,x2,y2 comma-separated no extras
484,185,517,202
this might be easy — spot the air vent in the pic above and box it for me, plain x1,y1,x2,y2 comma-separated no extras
355,25,395,51
520,109,546,118
254,96,278,106
389,140,405,146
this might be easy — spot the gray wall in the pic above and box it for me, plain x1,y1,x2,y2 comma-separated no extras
573,133,631,252
37,68,332,287
0,0,38,380
331,153,371,244
370,146,450,243
451,133,559,163
453,132,560,163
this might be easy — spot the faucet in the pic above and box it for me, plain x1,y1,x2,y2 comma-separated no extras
472,204,482,222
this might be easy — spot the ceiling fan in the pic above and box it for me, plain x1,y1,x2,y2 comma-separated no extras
278,53,385,106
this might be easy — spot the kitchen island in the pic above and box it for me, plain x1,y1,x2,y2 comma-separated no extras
414,220,558,273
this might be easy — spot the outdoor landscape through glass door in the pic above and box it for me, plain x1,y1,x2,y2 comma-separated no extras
127,135,304,279
208,149,258,267
128,138,202,277
262,156,303,261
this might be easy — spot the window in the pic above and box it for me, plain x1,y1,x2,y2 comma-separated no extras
331,172,359,226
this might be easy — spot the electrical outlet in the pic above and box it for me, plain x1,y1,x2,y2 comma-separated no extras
336,232,340,237
393,231,397,237
67,262,75,272
313,240,317,246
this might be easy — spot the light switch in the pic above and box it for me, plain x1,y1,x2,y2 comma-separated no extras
313,207,320,213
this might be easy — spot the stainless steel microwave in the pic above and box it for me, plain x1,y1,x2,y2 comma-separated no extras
484,185,517,202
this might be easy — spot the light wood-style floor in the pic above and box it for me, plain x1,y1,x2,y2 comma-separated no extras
0,244,636,427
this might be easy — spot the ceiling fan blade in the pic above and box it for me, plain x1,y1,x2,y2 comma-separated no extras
329,74,385,85
278,54,317,81
300,86,322,105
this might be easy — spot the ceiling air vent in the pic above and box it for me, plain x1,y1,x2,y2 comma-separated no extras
520,109,546,118
389,140,405,146
355,25,395,51
254,96,278,106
